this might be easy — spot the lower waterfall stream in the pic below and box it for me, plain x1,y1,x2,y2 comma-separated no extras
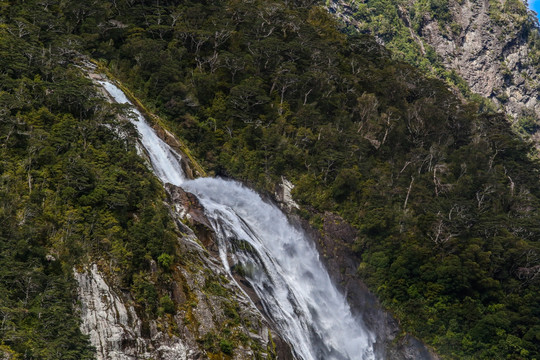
100,80,377,360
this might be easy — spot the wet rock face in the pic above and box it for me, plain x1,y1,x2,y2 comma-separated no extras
165,184,218,253
164,182,294,359
74,264,190,360
166,184,212,230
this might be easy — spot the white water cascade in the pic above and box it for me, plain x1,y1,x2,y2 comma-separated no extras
100,80,377,360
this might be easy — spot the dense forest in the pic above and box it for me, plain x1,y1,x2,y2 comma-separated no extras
0,3,182,357
0,0,539,359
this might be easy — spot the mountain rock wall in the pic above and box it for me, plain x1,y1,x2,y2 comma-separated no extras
419,0,540,120
329,0,540,122
75,264,190,360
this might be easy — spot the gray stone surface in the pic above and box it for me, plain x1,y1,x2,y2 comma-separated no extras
75,264,190,360
329,0,540,123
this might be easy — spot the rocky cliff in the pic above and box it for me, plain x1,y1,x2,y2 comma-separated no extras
328,0,540,124
419,0,539,120
75,264,190,360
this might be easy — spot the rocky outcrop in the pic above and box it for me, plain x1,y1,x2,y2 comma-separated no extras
274,176,300,212
166,184,217,253
328,0,540,123
418,0,540,120
75,264,191,360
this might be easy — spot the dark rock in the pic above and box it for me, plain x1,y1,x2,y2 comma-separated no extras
165,183,219,253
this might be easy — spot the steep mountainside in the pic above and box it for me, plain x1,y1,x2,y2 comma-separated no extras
1,1,540,360
0,11,282,356
329,0,540,128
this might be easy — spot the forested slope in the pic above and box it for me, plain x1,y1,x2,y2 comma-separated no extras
0,26,180,360
0,4,201,357
1,0,539,359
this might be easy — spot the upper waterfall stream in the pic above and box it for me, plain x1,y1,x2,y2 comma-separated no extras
100,80,377,360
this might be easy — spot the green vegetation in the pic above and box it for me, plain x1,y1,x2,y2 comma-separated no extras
197,330,237,357
0,0,539,359
220,338,234,355
70,0,538,358
338,0,472,91
0,3,180,358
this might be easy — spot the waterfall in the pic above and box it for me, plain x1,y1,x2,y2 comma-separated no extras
100,80,377,360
